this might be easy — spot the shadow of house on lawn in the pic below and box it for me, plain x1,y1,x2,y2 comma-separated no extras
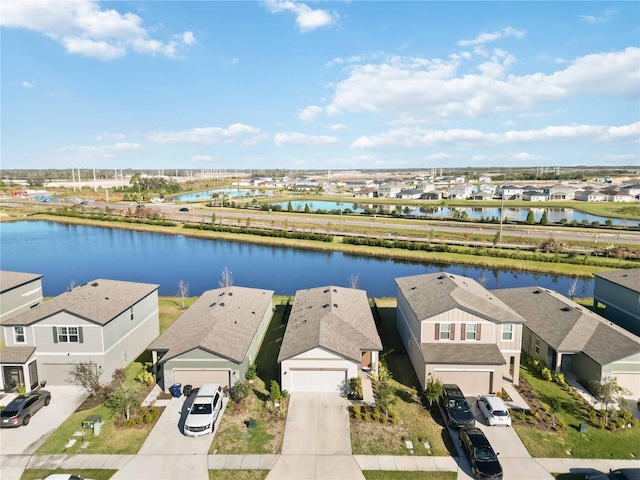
255,303,289,388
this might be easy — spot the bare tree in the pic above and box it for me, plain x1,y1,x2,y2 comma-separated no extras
67,280,76,292
568,278,578,299
177,280,190,309
219,267,233,287
348,274,359,289
589,376,631,427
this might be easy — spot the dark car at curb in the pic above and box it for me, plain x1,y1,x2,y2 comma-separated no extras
459,427,503,480
0,390,51,427
441,384,475,428
585,469,640,480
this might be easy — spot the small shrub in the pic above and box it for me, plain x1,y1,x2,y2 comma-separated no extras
553,372,566,386
390,408,398,425
541,404,551,413
349,377,363,400
270,380,282,403
353,403,362,420
630,418,639,427
541,367,553,382
495,390,502,398
245,363,258,380
621,410,633,421
373,408,382,423
364,408,371,422
136,370,155,386
229,381,249,403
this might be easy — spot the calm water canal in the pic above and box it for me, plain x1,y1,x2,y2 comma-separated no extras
0,221,594,298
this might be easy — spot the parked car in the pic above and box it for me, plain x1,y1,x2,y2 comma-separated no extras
477,394,511,427
184,383,223,437
179,207,190,212
440,384,475,428
0,390,51,427
586,469,640,480
459,427,503,480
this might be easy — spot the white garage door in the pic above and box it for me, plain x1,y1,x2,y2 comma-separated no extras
42,363,80,386
174,369,230,389
436,371,493,395
290,369,347,393
613,373,640,398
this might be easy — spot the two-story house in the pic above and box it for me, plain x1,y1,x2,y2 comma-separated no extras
1,279,159,392
593,268,640,337
498,184,524,200
0,271,44,345
395,273,525,395
447,184,474,200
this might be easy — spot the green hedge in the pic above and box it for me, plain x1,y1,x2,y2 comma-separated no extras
183,222,333,242
51,209,177,227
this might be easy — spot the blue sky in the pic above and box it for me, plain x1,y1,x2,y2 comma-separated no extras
1,1,638,170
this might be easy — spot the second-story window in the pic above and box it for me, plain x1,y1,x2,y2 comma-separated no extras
502,324,514,341
14,326,25,343
465,324,477,340
439,323,451,340
56,326,80,343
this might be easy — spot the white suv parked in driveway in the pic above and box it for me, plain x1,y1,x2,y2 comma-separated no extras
184,383,223,437
477,394,512,427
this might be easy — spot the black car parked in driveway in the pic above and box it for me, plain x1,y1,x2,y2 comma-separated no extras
440,384,475,428
459,427,503,480
0,390,51,427
586,469,640,480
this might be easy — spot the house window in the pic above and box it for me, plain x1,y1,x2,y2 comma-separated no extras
14,326,25,343
535,338,540,355
466,324,477,340
439,323,451,340
130,307,134,322
57,326,79,343
502,324,514,341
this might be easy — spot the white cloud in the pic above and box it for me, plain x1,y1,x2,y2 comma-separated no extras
96,132,126,141
264,0,337,32
351,122,639,150
0,0,195,60
57,142,143,158
274,132,340,147
21,81,34,88
326,123,349,131
297,105,323,122
192,155,212,161
512,152,549,162
148,123,263,144
458,27,526,47
579,9,616,23
328,47,639,119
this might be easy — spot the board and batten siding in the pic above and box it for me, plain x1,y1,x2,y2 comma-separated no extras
421,308,494,344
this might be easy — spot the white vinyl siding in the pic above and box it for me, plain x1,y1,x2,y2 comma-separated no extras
465,324,477,340
502,324,513,341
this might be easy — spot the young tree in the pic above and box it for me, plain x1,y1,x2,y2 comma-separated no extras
526,210,535,225
567,278,578,300
424,375,444,408
540,210,549,225
105,381,143,421
348,274,359,289
287,201,293,212
68,361,103,394
376,378,395,418
177,280,190,309
219,267,233,287
589,376,631,426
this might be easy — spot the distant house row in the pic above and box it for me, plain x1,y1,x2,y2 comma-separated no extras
1,268,638,400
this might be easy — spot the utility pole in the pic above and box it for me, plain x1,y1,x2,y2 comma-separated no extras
498,195,505,243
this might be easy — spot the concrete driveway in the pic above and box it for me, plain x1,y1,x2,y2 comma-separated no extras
268,392,364,480
0,385,88,454
136,393,226,455
451,398,553,480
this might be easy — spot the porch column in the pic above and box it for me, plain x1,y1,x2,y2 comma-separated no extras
372,351,379,375
151,351,158,377
555,352,562,373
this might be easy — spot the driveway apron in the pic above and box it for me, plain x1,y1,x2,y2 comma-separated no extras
269,392,364,480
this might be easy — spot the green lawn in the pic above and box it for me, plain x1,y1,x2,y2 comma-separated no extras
514,365,640,459
21,469,116,480
208,471,269,480
159,296,197,333
362,472,456,480
350,300,456,457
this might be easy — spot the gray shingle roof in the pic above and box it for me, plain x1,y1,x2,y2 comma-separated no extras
1,271,43,294
0,346,36,364
149,286,274,364
421,343,506,365
492,287,640,366
278,286,383,363
4,279,159,326
395,273,526,324
595,269,640,294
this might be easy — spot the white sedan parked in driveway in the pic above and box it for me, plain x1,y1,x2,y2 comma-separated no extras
477,394,512,426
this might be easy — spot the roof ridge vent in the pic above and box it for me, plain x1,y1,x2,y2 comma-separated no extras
561,306,571,311
91,282,99,287
220,302,225,307
333,303,338,308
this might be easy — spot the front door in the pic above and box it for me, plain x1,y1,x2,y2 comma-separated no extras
2,366,24,391
28,361,39,390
